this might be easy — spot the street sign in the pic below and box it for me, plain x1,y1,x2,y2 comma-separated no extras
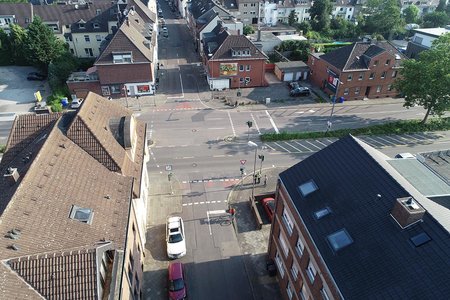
240,160,247,165
165,165,172,171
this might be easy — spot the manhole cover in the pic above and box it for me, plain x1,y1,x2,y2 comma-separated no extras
192,163,197,167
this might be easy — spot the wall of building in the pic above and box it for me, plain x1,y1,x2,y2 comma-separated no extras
208,58,267,88
268,181,341,300
70,32,107,58
97,63,153,85
67,81,102,98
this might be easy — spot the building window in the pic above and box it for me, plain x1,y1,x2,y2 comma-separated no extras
287,281,293,300
110,85,121,94
246,65,251,71
321,288,331,300
93,23,100,29
387,84,392,91
410,232,432,247
129,252,134,270
299,284,307,300
298,179,318,197
275,251,285,278
369,72,375,80
239,65,244,72
96,35,101,41
347,74,352,81
344,88,349,95
279,232,289,257
314,207,331,220
413,36,423,45
84,35,90,42
79,23,85,29
392,70,398,78
128,264,133,285
355,87,360,95
327,228,354,251
102,86,111,96
373,60,378,66
290,262,299,281
358,73,364,80
84,48,93,57
70,49,74,54
244,77,251,84
113,52,132,63
296,237,304,256
381,71,386,79
282,208,294,235
385,59,391,65
69,205,94,224
244,3,248,6
306,261,317,282
376,85,382,93
96,9,102,15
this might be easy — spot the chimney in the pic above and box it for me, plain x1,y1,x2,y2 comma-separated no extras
126,17,129,26
391,197,426,229
4,167,20,186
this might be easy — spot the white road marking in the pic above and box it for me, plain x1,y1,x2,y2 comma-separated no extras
308,109,316,113
208,127,226,130
228,111,236,136
315,140,328,147
265,110,280,134
182,156,194,159
304,140,322,150
264,144,277,151
284,141,302,152
251,113,261,134
274,142,291,153
296,111,305,114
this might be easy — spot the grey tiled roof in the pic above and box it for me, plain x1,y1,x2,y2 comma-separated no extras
0,3,32,28
320,41,407,71
279,135,450,299
210,33,267,60
189,0,216,19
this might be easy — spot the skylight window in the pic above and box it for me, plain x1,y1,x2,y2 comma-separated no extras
314,207,331,220
410,232,431,247
298,180,318,197
327,229,353,251
70,205,94,224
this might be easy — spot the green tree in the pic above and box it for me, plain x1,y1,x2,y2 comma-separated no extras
0,28,11,65
330,18,360,39
309,0,332,32
362,0,403,39
48,52,78,91
403,5,419,24
436,0,446,11
243,25,255,35
394,33,450,123
294,21,311,36
25,16,66,73
422,11,449,28
288,10,296,26
9,24,28,65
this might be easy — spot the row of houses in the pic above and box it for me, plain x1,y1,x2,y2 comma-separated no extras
0,92,149,299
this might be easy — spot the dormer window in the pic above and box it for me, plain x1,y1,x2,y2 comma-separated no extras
79,23,85,29
96,9,102,15
113,52,133,64
232,48,251,57
93,23,100,29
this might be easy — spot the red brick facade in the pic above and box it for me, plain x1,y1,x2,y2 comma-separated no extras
308,51,402,101
268,181,341,300
207,59,267,88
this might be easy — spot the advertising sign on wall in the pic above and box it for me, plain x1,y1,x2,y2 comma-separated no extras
219,63,238,76
326,69,339,93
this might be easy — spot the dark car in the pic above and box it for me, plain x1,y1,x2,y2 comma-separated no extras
290,87,311,97
168,262,187,300
262,197,275,222
27,72,46,81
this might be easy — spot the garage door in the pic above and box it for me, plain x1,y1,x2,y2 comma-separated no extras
210,79,230,90
284,72,294,81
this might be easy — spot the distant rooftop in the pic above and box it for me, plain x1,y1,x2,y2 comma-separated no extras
414,27,450,37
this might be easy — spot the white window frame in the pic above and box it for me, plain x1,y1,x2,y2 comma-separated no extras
376,85,382,93
358,72,364,80
279,232,289,257
392,70,398,78
355,87,360,95
287,281,293,300
239,65,244,72
306,260,317,282
296,237,304,256
282,207,294,235
290,262,299,281
84,35,90,42
344,88,349,95
246,65,251,71
381,71,386,79
96,35,101,42
299,284,307,300
321,288,331,300
347,73,352,81
275,251,285,278
369,72,375,80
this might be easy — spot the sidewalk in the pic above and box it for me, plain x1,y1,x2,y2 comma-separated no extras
227,166,287,300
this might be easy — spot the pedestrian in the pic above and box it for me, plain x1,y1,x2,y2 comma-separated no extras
264,175,267,186
257,173,261,184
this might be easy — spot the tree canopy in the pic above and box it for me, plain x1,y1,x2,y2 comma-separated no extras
394,33,450,123
403,5,419,24
422,11,450,28
362,0,403,39
25,16,66,73
309,0,332,32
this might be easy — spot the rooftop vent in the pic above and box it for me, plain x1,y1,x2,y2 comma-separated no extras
391,197,425,229
4,167,20,186
9,244,20,251
7,229,21,240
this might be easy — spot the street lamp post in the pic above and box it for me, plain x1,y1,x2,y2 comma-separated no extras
122,85,129,108
326,80,342,133
248,141,258,200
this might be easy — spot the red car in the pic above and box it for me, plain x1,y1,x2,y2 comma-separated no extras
168,262,187,300
262,197,275,222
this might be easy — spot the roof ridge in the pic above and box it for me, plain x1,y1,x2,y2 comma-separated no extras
210,31,231,60
342,43,358,71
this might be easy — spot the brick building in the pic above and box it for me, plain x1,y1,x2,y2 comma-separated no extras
307,41,407,101
0,92,149,299
202,26,267,90
268,135,450,299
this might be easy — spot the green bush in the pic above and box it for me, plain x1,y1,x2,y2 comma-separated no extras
0,144,6,154
261,118,450,142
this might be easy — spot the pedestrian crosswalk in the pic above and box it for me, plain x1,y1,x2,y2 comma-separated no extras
181,178,240,184
182,199,228,207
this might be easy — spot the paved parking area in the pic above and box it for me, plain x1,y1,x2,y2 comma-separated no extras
262,132,445,155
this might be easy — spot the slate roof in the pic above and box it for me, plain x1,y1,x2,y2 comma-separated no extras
319,41,407,71
189,0,216,19
96,16,153,65
0,92,145,298
0,3,33,28
128,0,156,24
209,33,267,61
279,135,450,299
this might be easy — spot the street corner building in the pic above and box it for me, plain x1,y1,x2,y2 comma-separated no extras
0,92,149,299
268,135,450,300
307,41,407,101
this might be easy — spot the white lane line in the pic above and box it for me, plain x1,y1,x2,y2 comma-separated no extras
208,127,226,130
274,142,291,153
284,141,302,152
228,111,236,136
213,155,226,157
292,141,312,152
362,136,384,147
304,140,322,150
182,156,194,159
263,143,277,151
265,110,280,134
315,140,328,147
251,113,261,135
375,136,397,146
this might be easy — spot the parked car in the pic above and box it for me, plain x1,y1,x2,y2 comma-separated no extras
27,72,46,81
261,197,275,222
163,31,169,38
290,87,311,97
166,216,186,259
288,81,299,89
168,262,187,300
70,98,84,109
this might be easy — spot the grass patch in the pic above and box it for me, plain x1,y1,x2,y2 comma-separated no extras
261,118,450,142
0,145,6,154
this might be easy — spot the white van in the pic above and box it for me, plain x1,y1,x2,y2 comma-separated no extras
70,98,84,109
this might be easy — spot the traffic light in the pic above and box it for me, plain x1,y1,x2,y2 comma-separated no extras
246,121,253,128
168,172,173,181
258,154,265,162
240,166,244,175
